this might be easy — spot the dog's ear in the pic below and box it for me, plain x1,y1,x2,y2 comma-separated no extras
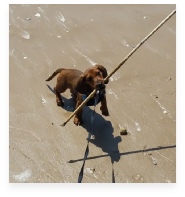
96,64,109,84
75,75,87,94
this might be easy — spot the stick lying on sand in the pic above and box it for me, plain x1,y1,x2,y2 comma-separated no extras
61,9,176,127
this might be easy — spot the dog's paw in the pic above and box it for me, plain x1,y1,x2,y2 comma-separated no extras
74,117,83,126
102,110,109,116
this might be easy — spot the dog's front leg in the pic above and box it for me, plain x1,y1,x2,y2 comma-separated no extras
74,94,83,126
100,95,109,116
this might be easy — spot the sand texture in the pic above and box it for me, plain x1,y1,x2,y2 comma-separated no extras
9,4,176,183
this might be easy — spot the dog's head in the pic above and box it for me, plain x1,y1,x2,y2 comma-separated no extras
76,64,109,94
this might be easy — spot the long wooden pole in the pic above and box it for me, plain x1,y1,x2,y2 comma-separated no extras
104,9,176,82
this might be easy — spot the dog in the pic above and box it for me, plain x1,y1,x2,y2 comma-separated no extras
46,64,109,126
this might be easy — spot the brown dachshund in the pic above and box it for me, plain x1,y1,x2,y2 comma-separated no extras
46,64,109,126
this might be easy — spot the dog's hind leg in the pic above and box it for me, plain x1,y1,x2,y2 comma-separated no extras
54,87,64,107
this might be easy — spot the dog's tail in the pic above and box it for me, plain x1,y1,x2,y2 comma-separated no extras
46,68,65,81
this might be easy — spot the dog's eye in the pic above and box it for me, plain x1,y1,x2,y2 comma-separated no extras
96,71,101,76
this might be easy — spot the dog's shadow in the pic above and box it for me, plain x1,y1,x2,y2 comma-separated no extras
47,84,121,163
46,84,75,112
82,107,121,163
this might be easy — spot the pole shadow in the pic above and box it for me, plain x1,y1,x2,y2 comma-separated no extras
68,145,176,163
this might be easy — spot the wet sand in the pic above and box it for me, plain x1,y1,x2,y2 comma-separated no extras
9,4,176,183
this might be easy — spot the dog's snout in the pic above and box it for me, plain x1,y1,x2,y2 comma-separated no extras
96,81,104,89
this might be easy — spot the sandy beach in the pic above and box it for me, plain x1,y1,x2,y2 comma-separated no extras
9,4,176,183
